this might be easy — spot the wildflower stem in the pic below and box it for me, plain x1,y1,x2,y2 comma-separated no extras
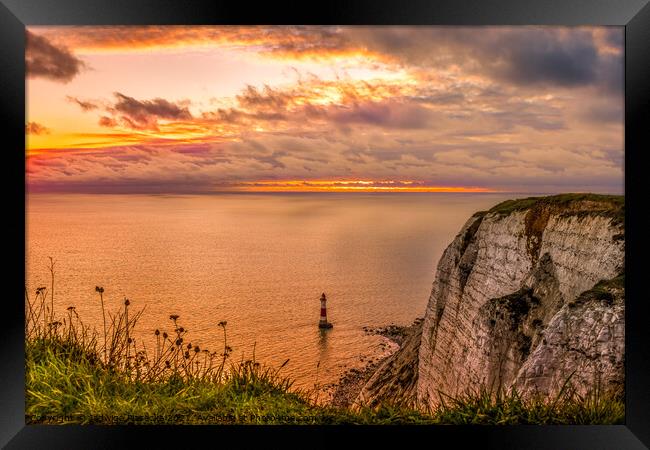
48,257,55,330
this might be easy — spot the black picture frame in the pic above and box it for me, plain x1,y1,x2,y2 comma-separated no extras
2,1,649,448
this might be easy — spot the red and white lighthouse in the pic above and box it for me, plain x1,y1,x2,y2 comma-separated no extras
319,292,333,329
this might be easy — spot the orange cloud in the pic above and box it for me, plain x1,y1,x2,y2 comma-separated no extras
26,122,50,135
30,75,422,152
30,26,369,57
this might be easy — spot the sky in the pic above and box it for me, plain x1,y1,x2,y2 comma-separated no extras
25,26,624,194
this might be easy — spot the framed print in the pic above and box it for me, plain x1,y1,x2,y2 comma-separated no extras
2,0,649,448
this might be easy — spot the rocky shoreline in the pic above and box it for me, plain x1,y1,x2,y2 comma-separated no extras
328,318,423,408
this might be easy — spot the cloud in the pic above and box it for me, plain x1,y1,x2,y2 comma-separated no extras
343,27,622,91
236,85,293,110
603,28,623,49
200,76,440,131
481,100,565,131
26,31,85,83
329,101,437,129
98,116,118,127
31,26,353,58
578,98,623,124
113,92,192,123
31,26,623,92
26,132,624,194
596,52,624,94
495,30,599,87
89,93,194,130
66,96,100,111
204,107,288,125
25,122,50,135
26,27,623,195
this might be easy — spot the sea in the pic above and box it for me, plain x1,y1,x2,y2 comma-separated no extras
26,192,518,392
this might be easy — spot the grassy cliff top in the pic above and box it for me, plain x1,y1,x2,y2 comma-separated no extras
487,193,624,225
26,337,624,425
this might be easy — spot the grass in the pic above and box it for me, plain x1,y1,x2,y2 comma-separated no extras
488,193,624,225
26,338,318,424
431,385,624,425
26,336,624,425
568,273,624,309
25,267,625,425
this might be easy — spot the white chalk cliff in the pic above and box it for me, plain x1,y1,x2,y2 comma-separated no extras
357,194,625,409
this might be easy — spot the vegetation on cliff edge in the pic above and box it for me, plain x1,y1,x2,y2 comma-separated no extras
488,193,624,226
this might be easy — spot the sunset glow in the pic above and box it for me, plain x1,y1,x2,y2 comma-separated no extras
26,26,624,194
232,180,496,193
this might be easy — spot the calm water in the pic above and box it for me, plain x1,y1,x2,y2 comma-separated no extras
26,192,516,392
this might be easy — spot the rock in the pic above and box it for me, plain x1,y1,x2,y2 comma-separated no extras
355,194,625,409
354,321,422,409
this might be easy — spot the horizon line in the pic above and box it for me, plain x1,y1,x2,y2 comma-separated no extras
25,189,624,196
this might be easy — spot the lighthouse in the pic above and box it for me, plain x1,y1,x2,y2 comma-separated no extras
318,292,333,329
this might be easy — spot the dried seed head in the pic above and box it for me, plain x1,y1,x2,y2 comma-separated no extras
184,351,190,359
169,314,179,321
175,338,182,346
194,346,200,353
178,327,185,333
124,298,130,306
154,329,160,336
163,332,168,339
187,343,192,350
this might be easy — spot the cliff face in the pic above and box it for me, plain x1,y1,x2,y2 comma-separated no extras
355,320,422,409
358,194,625,408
